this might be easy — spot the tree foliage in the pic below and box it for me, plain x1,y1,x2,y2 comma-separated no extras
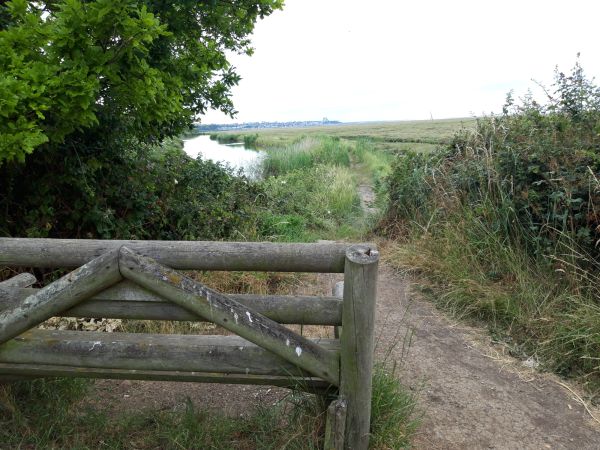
0,0,280,241
0,0,282,162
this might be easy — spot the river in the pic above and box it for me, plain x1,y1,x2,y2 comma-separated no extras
182,135,265,178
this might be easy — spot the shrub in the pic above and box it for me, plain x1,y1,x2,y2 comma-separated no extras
0,139,263,241
260,164,360,241
386,58,600,261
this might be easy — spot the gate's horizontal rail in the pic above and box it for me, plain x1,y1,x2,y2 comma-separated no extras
0,330,339,377
0,363,331,390
0,238,348,272
1,283,342,325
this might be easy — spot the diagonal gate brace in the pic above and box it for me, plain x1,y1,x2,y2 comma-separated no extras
0,249,122,345
119,247,340,386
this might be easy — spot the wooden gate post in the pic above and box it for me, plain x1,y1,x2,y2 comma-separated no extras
339,245,379,450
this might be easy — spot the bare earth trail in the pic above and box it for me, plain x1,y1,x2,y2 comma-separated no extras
376,265,600,449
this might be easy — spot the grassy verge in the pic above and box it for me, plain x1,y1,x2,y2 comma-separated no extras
385,221,600,397
351,138,394,193
383,162,600,395
261,136,351,177
1,365,418,449
257,136,363,242
260,163,360,241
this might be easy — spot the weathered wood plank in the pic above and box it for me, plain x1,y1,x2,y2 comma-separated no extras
0,329,338,378
333,281,344,339
0,273,36,288
0,238,349,272
0,362,330,390
0,250,121,345
2,282,342,325
333,281,344,299
339,245,378,450
119,247,340,385
324,397,347,450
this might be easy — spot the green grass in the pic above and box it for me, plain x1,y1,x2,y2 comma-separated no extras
370,363,420,449
214,117,475,153
260,164,362,241
1,366,418,449
256,135,378,242
261,136,351,177
255,134,402,242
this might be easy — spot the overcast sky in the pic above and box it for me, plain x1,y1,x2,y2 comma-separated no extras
202,0,600,124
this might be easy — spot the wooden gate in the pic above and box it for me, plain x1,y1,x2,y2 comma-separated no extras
0,238,378,450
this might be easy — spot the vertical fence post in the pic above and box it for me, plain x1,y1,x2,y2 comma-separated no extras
339,244,379,450
333,281,344,339
324,397,347,450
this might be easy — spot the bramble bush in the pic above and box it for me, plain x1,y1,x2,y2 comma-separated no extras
0,0,280,243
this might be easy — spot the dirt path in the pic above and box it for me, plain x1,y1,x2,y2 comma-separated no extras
376,264,600,449
358,183,378,216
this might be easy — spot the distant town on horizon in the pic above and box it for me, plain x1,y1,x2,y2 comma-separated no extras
195,118,341,132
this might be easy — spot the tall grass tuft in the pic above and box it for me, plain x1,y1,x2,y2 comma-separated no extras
370,363,420,449
260,164,361,241
262,136,351,177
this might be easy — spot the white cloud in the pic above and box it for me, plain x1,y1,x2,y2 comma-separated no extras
202,0,600,123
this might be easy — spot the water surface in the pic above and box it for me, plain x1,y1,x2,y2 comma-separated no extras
183,135,265,178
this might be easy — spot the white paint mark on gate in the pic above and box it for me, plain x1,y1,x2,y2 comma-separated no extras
89,341,102,352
